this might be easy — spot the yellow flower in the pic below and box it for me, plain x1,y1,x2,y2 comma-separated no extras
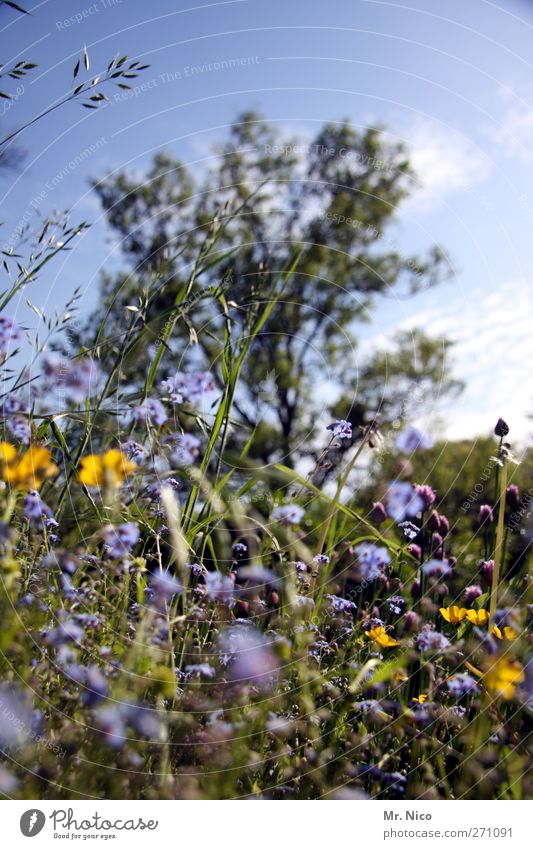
367,626,399,648
1,444,58,491
79,449,136,488
465,608,490,626
0,441,17,465
492,625,518,641
412,694,428,704
440,605,467,624
484,657,524,700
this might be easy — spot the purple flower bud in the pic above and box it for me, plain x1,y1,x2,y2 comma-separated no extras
431,532,444,556
427,510,441,532
370,501,388,525
506,484,520,511
480,559,495,586
408,543,422,560
415,484,437,511
439,515,450,536
465,585,483,605
404,611,421,632
494,418,509,437
479,504,494,525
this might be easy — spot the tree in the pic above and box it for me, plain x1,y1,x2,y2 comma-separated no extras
81,110,459,464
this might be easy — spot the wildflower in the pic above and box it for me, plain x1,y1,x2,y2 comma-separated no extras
367,626,399,648
132,398,167,427
326,419,352,440
78,449,136,488
6,414,31,444
205,571,234,606
415,484,437,511
465,585,483,605
440,605,467,624
411,694,428,704
0,766,18,794
479,559,494,586
186,663,216,679
45,617,84,647
355,542,391,580
370,501,388,525
102,522,139,558
388,595,405,615
272,504,304,526
386,481,424,522
41,356,102,403
479,504,494,525
0,317,22,352
121,440,146,460
421,558,452,580
232,542,247,558
465,608,490,626
95,705,127,749
417,627,450,652
161,370,216,405
0,443,58,490
22,490,54,527
313,553,330,566
447,673,480,697
484,657,524,699
123,703,163,740
398,520,419,540
506,484,520,511
326,594,356,614
219,625,278,689
492,625,518,640
396,426,433,453
150,571,183,607
0,686,34,748
494,417,510,437
167,433,200,467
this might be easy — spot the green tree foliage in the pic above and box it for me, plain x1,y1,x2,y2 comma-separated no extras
82,111,460,463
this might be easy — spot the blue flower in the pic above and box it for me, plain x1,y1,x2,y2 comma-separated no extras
170,433,201,466
354,542,391,580
417,628,451,652
396,426,433,453
102,522,139,558
0,317,22,353
132,398,167,427
446,673,480,697
386,482,425,522
205,572,234,606
22,490,54,527
272,504,304,526
161,370,216,405
326,419,353,440
421,558,452,580
6,414,31,444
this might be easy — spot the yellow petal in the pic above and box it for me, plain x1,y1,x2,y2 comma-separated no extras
79,455,104,487
466,608,489,626
440,605,467,624
0,441,17,465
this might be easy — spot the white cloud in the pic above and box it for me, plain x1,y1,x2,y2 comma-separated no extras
361,278,533,442
485,84,533,162
401,118,492,211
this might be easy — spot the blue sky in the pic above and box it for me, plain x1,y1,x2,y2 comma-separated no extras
1,0,533,441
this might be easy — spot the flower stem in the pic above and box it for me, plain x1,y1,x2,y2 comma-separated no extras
489,459,508,619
